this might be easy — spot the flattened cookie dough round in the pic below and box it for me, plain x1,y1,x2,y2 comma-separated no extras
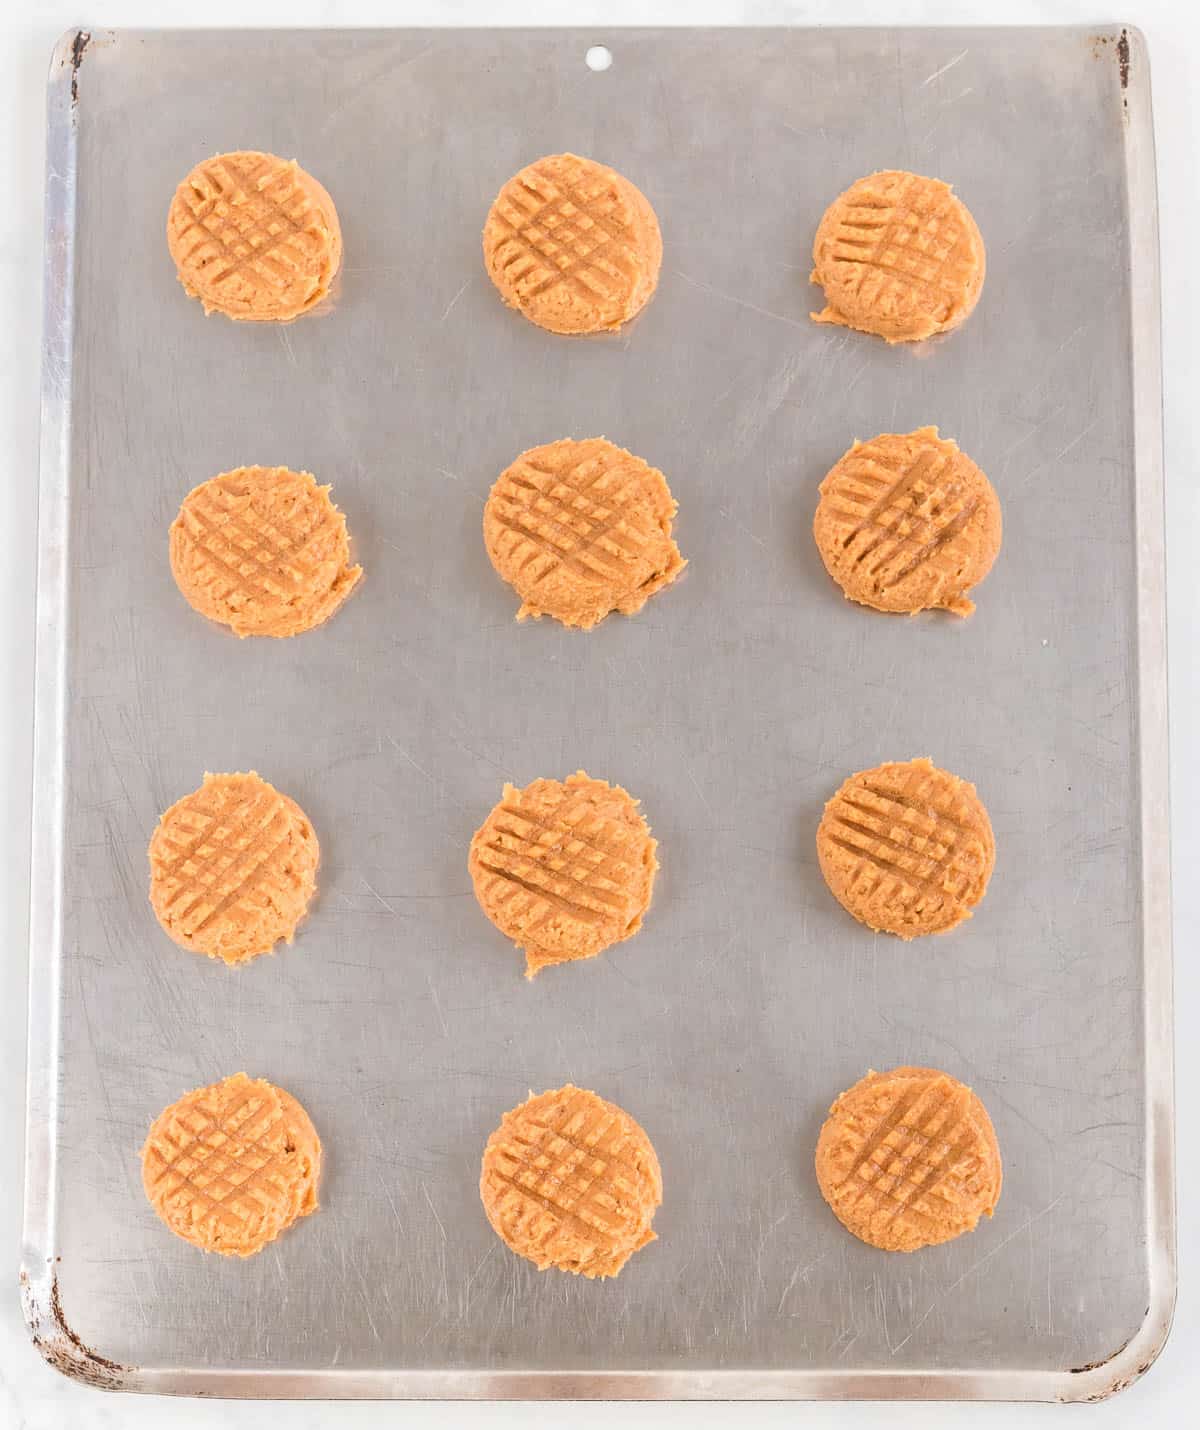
142,1072,322,1256
815,1065,1001,1252
482,152,662,334
170,465,362,638
167,150,342,322
813,427,1001,616
480,1084,662,1277
811,170,985,343
817,757,994,939
484,437,685,629
468,770,658,978
149,771,319,964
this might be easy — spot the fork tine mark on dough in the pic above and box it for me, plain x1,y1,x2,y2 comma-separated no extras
480,1085,662,1277
816,758,994,938
810,170,985,343
485,438,685,630
469,771,658,978
814,427,1001,616
148,772,319,965
483,153,662,335
167,150,342,322
816,1066,1001,1252
170,466,361,639
142,1073,321,1256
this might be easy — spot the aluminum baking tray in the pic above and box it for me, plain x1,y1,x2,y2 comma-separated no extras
21,24,1172,1401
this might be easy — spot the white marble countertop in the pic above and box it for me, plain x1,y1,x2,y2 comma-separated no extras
1,2,1195,1426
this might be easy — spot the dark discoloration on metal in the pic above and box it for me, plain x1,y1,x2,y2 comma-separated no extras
69,30,90,104
1089,29,1131,109
1079,1359,1159,1404
21,1268,130,1390
1117,28,1131,89
1069,1324,1139,1374
1068,1313,1169,1401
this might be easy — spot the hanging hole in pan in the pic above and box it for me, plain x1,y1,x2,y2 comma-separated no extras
585,45,613,72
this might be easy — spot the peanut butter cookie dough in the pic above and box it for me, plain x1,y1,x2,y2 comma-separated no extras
481,1084,662,1277
817,757,994,938
816,1065,1001,1252
814,427,1000,617
469,771,658,977
170,465,361,638
483,152,662,334
484,437,685,629
811,170,985,343
142,1072,321,1256
167,150,342,322
149,772,319,964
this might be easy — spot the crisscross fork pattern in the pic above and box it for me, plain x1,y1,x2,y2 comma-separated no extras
489,447,656,588
482,1086,661,1276
180,478,334,606
492,165,639,308
477,790,643,936
831,174,971,318
154,786,295,935
176,153,320,298
147,1084,292,1238
827,774,982,918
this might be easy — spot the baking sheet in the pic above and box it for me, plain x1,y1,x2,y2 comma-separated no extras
22,25,1172,1400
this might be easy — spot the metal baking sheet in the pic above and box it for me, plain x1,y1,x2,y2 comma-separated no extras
22,25,1172,1401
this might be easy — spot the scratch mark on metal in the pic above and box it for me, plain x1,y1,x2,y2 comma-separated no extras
461,1246,496,1315
427,974,449,1039
422,1182,448,1242
775,1245,836,1316
1021,418,1102,483
358,874,395,915
921,49,968,86
890,1191,1068,1354
374,1167,404,1233
439,280,470,323
385,734,439,786
718,506,767,549
681,758,715,817
672,270,809,332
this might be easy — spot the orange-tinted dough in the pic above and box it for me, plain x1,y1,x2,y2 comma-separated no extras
142,1072,321,1256
469,771,658,977
817,757,995,938
484,438,685,629
167,150,342,322
816,1065,1001,1252
483,152,662,334
148,771,319,964
814,427,1001,617
170,465,361,638
811,170,985,343
480,1084,662,1277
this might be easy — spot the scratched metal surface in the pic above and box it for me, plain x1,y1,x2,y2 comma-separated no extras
23,26,1171,1400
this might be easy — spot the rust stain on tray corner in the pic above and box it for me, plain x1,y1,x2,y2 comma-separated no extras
1077,1359,1159,1403
1087,28,1131,106
1068,1325,1138,1376
1067,1316,1163,1402
21,1268,131,1390
68,30,91,104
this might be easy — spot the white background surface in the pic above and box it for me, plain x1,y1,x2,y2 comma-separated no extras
1,2,1194,1426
